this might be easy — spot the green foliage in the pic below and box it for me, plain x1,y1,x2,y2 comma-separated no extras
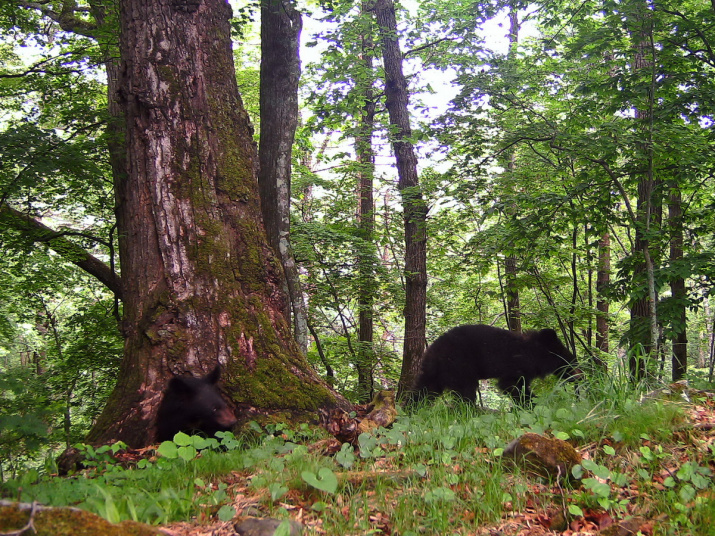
301,467,338,494
0,3,123,479
1,4,715,534
1,432,248,524
0,285,122,477
2,386,713,533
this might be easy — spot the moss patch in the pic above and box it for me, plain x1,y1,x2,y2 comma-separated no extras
0,501,161,536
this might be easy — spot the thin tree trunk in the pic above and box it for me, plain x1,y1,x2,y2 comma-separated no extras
596,232,610,356
628,2,660,381
355,1,378,403
668,182,687,381
373,0,428,398
258,0,308,353
504,255,522,333
503,5,522,334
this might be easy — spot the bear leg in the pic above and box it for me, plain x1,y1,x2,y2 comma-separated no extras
497,376,533,407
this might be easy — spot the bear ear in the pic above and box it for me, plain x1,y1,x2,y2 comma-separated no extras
537,328,559,343
205,365,222,384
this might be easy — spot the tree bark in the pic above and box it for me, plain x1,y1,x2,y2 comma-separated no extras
372,0,428,398
596,232,610,355
85,0,346,447
503,5,522,334
628,2,660,381
504,254,522,333
258,0,308,353
355,1,378,403
668,183,687,381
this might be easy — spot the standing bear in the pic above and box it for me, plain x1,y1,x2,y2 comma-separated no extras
155,365,238,442
413,324,578,406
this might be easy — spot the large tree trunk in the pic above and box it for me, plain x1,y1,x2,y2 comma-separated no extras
373,0,427,398
668,183,687,381
258,0,308,353
86,0,346,447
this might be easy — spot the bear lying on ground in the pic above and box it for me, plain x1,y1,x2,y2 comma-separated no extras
155,365,237,442
413,324,578,406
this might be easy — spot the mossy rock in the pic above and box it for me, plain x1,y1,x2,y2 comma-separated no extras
0,500,161,536
503,432,582,480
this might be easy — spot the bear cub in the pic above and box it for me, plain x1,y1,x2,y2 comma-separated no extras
155,365,237,442
414,324,578,406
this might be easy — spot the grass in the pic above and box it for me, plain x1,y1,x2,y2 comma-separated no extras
2,373,714,535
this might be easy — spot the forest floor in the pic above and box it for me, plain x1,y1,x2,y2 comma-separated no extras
158,390,715,536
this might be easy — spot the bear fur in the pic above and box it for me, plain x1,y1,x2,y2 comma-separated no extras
155,366,237,442
413,324,577,406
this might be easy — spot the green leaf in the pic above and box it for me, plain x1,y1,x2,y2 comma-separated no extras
178,445,198,461
173,432,192,446
157,441,178,459
424,486,456,503
692,473,710,490
336,443,356,469
217,505,236,522
580,459,599,472
301,468,338,494
269,482,289,501
583,478,611,498
555,408,573,420
568,504,584,517
248,421,263,433
639,446,653,461
414,463,428,477
311,501,327,512
572,464,584,479
679,484,696,503
190,436,211,450
273,520,293,536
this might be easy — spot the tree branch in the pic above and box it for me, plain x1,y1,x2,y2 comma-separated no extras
17,0,99,38
0,204,123,299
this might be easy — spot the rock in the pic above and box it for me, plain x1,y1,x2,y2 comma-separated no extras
234,517,303,536
598,516,650,536
503,432,581,480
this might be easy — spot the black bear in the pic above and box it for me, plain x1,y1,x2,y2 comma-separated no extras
155,365,238,442
413,324,578,406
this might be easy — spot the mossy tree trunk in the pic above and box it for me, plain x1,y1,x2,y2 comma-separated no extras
86,0,346,447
